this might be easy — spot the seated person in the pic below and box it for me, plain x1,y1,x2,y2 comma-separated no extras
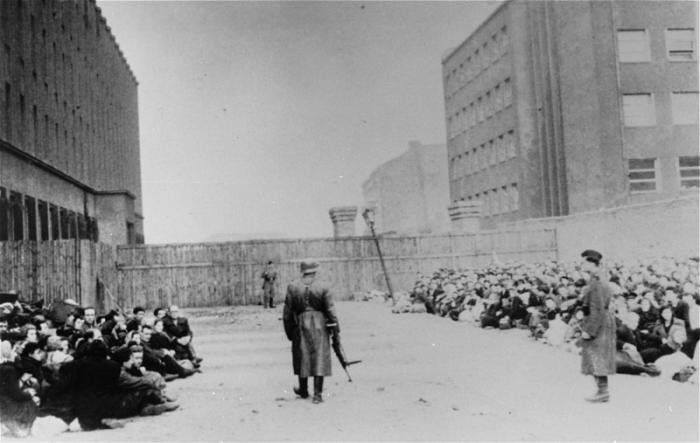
163,305,202,364
615,313,660,376
139,325,195,379
126,307,146,332
640,306,687,363
0,345,39,437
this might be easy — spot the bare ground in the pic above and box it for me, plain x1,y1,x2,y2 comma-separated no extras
20,301,700,442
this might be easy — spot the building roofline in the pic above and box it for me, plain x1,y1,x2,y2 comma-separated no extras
91,0,139,86
0,139,135,200
442,0,512,65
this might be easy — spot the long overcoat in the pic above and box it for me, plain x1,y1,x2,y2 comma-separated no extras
580,276,616,376
283,281,338,377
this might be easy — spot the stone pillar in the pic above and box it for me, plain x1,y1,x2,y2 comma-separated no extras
329,206,358,238
448,200,482,233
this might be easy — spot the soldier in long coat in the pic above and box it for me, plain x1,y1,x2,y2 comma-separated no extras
579,249,616,403
283,260,339,404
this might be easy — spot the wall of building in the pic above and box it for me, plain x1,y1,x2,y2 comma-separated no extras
362,141,450,235
0,0,143,244
501,195,699,263
443,0,698,227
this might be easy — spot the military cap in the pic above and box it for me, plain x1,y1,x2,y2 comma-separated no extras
581,249,602,265
300,260,319,275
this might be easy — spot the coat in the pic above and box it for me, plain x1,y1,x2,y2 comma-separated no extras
283,281,338,377
580,276,616,376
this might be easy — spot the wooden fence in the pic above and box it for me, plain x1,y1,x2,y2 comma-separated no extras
114,229,556,309
0,228,557,310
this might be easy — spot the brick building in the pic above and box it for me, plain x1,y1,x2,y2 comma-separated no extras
0,0,143,245
362,141,450,235
442,0,698,229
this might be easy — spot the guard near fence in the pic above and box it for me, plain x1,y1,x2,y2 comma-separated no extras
283,260,339,404
261,261,277,309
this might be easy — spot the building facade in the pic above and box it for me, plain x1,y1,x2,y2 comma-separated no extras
362,141,451,235
0,0,143,245
442,0,698,228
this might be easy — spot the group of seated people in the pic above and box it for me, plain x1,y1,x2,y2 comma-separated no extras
410,256,700,380
0,294,203,437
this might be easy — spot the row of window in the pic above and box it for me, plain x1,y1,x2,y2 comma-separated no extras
617,28,696,62
622,92,698,126
0,186,98,242
450,130,517,179
457,183,520,217
447,78,512,140
628,156,700,193
445,27,510,97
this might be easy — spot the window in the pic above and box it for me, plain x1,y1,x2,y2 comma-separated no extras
509,184,519,211
671,92,699,125
468,103,475,128
471,148,477,173
506,130,516,158
484,190,491,215
488,140,496,166
485,91,493,117
503,78,512,107
501,187,509,213
492,189,499,214
679,156,700,189
628,158,658,193
480,144,487,170
666,28,695,61
622,93,655,126
497,135,506,162
477,97,484,122
500,27,510,56
617,30,650,62
494,85,502,111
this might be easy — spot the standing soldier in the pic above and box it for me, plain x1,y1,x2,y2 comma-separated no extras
261,261,277,309
283,260,339,404
579,249,616,403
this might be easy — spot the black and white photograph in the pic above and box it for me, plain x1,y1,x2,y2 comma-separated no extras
0,0,699,441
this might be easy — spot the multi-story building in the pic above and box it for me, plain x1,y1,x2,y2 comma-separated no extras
362,140,450,235
442,0,698,228
0,0,143,244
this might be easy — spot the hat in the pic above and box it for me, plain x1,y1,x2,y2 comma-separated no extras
300,260,319,275
581,249,602,265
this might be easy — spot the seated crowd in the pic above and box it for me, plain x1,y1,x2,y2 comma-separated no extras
410,257,700,380
0,296,203,437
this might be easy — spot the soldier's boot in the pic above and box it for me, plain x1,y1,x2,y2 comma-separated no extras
294,376,309,398
585,376,609,403
312,376,324,404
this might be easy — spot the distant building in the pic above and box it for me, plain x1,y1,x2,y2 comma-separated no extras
442,0,698,229
362,141,450,235
0,0,143,244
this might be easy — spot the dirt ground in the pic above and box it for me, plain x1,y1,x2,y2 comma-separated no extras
20,301,700,442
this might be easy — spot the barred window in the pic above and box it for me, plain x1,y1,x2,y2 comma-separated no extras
679,156,700,189
617,30,650,62
666,28,695,61
628,158,658,193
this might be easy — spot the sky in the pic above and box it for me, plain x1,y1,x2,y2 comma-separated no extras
97,0,501,244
